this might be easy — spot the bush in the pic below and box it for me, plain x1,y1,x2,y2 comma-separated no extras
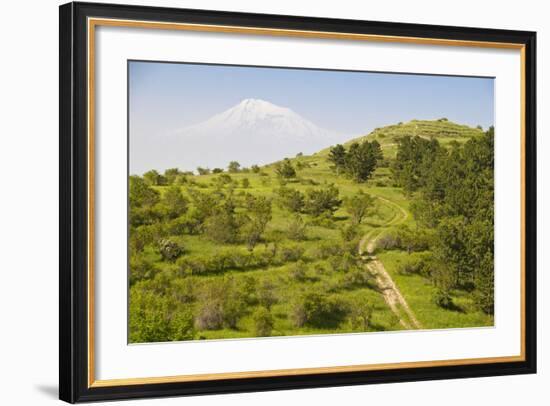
129,286,195,342
288,260,309,281
291,292,347,328
129,255,157,285
195,301,224,330
257,279,278,309
396,253,433,277
157,238,185,262
253,307,274,337
340,268,375,290
287,215,307,240
432,288,454,309
276,244,304,263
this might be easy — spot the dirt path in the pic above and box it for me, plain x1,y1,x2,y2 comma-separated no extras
358,196,422,330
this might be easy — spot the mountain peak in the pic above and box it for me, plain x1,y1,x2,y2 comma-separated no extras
168,98,349,170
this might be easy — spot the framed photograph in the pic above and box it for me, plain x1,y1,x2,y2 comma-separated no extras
59,2,536,403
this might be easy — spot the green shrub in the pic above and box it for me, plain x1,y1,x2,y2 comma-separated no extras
157,238,185,262
253,307,274,337
287,215,307,240
291,292,347,328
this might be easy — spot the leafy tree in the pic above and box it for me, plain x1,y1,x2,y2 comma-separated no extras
328,144,347,174
130,176,160,208
241,194,272,250
287,214,307,240
275,159,296,179
129,286,195,342
143,169,165,186
212,168,224,174
160,185,188,219
349,297,374,331
344,141,379,182
228,161,241,173
303,184,342,217
196,166,210,175
291,291,346,328
251,164,261,173
276,187,305,213
257,279,278,309
241,178,250,188
253,307,274,337
164,168,182,185
344,191,376,225
157,238,185,262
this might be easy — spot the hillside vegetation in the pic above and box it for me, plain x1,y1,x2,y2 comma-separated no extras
128,119,494,343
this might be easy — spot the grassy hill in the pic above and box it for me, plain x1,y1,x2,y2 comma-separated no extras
129,119,493,343
316,118,484,159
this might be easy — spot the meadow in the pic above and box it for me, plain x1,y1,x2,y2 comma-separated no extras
129,119,494,343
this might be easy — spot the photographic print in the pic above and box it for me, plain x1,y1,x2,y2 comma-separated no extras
128,61,495,343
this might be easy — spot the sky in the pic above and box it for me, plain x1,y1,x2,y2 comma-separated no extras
129,61,494,173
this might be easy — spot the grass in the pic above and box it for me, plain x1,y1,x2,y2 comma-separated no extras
131,118,493,342
377,251,494,329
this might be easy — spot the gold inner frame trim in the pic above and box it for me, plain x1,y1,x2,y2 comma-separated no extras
87,17,527,388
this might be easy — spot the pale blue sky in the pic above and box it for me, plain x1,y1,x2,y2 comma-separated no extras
129,60,494,138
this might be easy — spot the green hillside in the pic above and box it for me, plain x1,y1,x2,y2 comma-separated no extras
128,119,494,343
317,119,484,159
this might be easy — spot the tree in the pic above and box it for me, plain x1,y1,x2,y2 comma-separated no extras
276,187,305,213
253,307,274,337
328,144,347,174
241,194,272,250
251,165,261,173
345,141,378,182
164,168,181,185
129,176,160,208
349,297,373,331
275,159,296,179
344,191,376,225
129,286,195,342
303,184,342,217
161,185,188,219
228,161,241,173
157,238,185,262
241,178,250,188
143,169,165,186
196,166,210,175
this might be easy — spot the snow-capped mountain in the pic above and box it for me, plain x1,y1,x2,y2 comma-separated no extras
132,99,348,173
179,98,339,143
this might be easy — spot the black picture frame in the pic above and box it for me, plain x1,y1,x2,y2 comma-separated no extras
59,1,537,403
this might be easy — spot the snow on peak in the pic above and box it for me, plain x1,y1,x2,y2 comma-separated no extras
162,99,350,171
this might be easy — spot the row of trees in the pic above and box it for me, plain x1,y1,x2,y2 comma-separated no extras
391,129,494,314
328,139,383,182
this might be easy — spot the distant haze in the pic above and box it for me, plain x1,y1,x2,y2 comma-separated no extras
129,62,494,174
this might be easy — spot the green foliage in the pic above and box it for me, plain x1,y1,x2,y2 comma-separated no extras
291,291,347,328
129,286,195,342
276,187,305,213
328,144,346,173
275,159,297,179
241,194,272,250
344,191,376,225
253,307,274,337
286,215,307,240
303,184,341,217
228,161,241,173
348,297,374,331
143,169,166,186
157,238,185,262
196,166,211,175
241,177,250,188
